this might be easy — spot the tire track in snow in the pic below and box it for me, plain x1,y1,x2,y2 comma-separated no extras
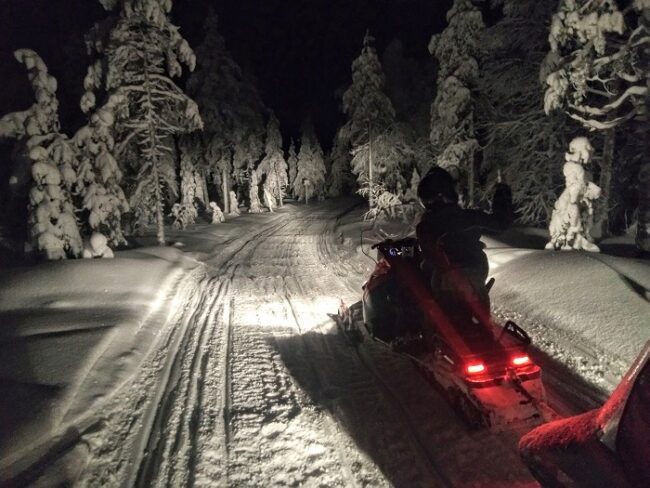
277,207,453,486
314,207,540,487
136,213,301,487
278,292,365,488
312,209,453,484
216,204,413,487
133,279,221,487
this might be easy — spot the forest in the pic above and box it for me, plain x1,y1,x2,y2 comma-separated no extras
0,0,648,260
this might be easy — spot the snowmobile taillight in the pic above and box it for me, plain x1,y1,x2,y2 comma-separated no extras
511,355,531,366
466,362,486,375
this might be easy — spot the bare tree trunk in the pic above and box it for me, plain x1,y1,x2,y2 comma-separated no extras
368,121,373,208
468,160,475,208
637,160,650,255
273,163,283,207
199,169,209,207
222,167,229,214
142,40,166,246
598,127,616,236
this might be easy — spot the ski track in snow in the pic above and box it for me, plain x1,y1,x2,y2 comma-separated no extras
38,201,548,487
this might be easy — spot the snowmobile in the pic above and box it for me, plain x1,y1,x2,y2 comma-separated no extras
338,237,554,430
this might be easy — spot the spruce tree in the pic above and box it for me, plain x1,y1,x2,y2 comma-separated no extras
84,0,203,245
429,0,485,206
184,9,265,214
248,168,264,213
73,93,129,245
286,140,298,197
478,0,567,224
0,49,82,260
258,114,288,207
173,133,206,229
294,124,326,203
327,130,353,197
382,39,435,176
341,31,408,208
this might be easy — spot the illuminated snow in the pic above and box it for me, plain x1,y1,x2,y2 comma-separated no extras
1,201,647,486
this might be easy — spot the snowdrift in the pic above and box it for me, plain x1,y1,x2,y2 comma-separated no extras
0,248,204,478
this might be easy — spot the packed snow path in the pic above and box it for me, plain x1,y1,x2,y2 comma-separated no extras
48,201,542,487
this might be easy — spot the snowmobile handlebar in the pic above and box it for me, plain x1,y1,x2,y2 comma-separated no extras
501,320,531,346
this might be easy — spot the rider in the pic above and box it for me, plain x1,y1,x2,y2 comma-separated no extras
416,167,513,319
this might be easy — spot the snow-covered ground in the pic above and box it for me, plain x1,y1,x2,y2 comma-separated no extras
485,230,649,398
0,246,205,483
0,198,648,487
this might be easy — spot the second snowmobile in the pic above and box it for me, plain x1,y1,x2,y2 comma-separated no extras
339,237,553,430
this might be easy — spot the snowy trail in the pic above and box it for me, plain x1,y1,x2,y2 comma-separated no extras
37,200,549,487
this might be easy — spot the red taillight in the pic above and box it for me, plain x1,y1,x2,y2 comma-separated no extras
512,355,531,366
466,362,486,375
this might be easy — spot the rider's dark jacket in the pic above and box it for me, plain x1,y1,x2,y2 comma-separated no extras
416,184,513,280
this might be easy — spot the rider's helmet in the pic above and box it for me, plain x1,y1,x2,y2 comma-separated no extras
417,167,458,210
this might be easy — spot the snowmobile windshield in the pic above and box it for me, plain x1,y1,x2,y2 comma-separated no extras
373,218,416,243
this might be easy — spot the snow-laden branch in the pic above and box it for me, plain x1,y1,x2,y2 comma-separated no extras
568,109,637,130
604,85,648,110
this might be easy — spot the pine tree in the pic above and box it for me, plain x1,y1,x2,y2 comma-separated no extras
341,30,408,208
73,94,129,245
0,49,82,260
258,114,288,207
543,0,648,248
286,140,298,197
294,124,326,203
84,0,203,245
174,132,208,228
327,129,353,197
478,0,568,225
429,0,485,206
248,168,263,213
382,39,435,175
184,9,266,214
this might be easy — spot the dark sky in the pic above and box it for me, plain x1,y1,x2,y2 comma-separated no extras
0,0,452,144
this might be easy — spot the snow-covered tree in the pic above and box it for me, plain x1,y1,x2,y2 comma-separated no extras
327,129,353,197
258,114,288,208
546,137,601,251
184,10,266,213
0,49,82,260
294,124,326,203
82,231,115,258
174,133,208,229
286,140,298,197
544,0,647,130
73,93,129,246
478,0,568,225
382,39,435,175
543,0,649,248
209,201,225,223
228,190,240,216
429,0,485,206
248,168,263,213
341,31,408,206
84,0,203,245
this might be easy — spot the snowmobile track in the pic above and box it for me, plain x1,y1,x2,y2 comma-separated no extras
355,343,455,487
132,215,298,487
133,279,221,487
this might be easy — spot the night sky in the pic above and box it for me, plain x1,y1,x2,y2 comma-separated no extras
0,0,452,145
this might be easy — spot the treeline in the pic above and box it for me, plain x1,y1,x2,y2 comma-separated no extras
1,0,647,260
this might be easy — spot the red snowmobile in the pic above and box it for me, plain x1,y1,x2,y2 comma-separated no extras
339,237,553,430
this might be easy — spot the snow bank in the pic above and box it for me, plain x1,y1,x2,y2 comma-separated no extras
485,240,649,388
0,247,204,476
